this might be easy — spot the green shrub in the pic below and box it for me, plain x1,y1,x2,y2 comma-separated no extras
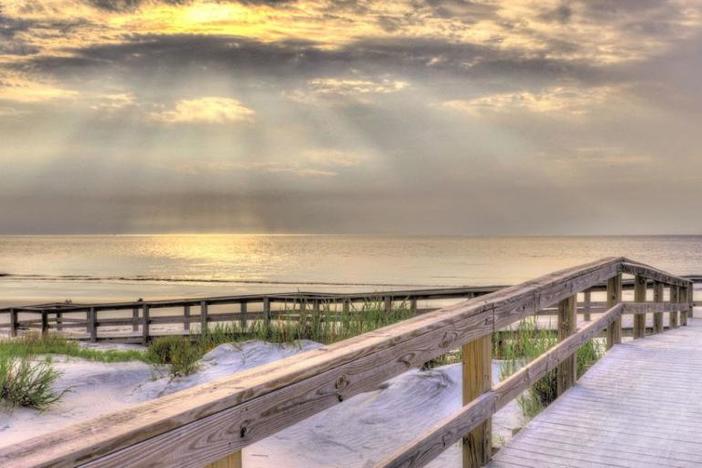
147,337,201,377
0,356,64,410
169,340,201,377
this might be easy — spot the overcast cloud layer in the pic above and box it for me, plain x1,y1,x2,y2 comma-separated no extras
1,0,702,234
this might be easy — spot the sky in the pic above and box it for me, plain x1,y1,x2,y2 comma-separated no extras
1,0,702,235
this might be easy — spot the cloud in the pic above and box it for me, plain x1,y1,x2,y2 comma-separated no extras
441,86,618,115
303,149,365,168
149,97,255,124
172,161,338,177
306,78,408,96
0,71,78,103
286,76,409,104
170,149,366,177
89,92,136,111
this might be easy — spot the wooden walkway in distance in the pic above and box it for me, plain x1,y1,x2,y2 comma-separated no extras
490,316,702,468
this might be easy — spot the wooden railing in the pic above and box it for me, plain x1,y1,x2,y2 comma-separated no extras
1,276,690,343
0,257,694,467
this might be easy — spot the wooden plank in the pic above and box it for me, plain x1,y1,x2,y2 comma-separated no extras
606,274,622,349
633,275,647,339
89,308,97,343
132,307,139,332
557,296,577,396
378,304,623,468
183,305,191,331
142,304,150,344
491,318,702,468
206,451,242,468
10,308,17,337
583,290,591,322
653,281,664,334
41,310,49,337
462,335,492,467
56,312,63,332
619,261,690,287
670,286,679,329
201,301,208,334
240,302,248,329
680,286,689,326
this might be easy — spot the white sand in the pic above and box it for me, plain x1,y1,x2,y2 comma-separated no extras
0,342,524,466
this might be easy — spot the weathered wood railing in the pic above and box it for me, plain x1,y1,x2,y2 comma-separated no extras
0,257,694,467
1,277,692,343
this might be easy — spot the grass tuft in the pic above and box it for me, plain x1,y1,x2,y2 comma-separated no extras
0,334,148,363
0,356,64,410
498,317,605,418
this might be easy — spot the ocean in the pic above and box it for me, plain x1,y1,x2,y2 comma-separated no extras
1,235,701,306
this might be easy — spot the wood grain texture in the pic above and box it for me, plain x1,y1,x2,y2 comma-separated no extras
0,257,689,468
653,281,664,334
377,304,623,468
556,296,576,396
462,336,492,467
633,275,646,339
606,274,622,349
670,286,679,329
490,317,702,468
205,450,242,468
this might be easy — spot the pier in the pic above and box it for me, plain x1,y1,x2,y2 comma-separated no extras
0,257,697,467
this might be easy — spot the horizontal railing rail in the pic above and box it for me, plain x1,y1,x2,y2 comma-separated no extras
2,271,695,343
0,257,694,467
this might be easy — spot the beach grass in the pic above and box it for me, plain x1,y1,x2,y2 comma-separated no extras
0,334,149,363
0,356,64,410
498,317,604,418
148,300,416,376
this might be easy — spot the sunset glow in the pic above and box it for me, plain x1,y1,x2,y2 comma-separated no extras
2,0,702,234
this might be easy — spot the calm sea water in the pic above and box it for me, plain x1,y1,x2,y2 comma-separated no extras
1,235,701,305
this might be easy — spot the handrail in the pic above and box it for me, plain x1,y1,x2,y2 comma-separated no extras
378,303,625,467
0,257,692,467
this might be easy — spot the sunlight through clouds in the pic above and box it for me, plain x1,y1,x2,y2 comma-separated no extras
149,97,255,124
441,86,620,116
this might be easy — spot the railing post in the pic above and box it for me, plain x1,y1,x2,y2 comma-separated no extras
689,283,695,319
633,275,646,339
462,335,492,467
200,301,208,335
557,295,577,395
205,451,242,468
680,286,689,326
10,308,18,337
384,296,392,314
56,311,63,332
653,281,664,334
132,306,139,332
263,297,271,330
240,302,248,330
670,286,679,329
142,304,150,344
183,305,191,331
41,310,49,337
89,307,97,343
583,290,592,322
410,298,417,315
343,299,350,314
606,273,622,349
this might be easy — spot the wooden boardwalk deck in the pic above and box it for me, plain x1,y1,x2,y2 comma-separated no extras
490,316,702,468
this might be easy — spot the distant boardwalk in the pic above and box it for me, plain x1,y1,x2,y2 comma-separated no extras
491,318,702,468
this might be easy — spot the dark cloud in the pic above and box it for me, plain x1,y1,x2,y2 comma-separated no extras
538,4,573,24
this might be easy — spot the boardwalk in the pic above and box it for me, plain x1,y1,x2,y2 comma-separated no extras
491,317,702,468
